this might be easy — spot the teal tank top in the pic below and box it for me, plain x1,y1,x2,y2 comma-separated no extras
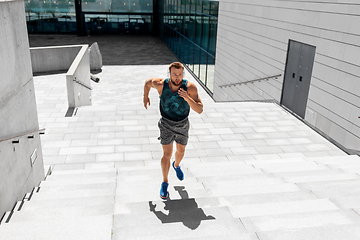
159,79,190,121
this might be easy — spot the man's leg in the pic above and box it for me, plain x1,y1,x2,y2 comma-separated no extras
161,143,173,183
174,143,186,168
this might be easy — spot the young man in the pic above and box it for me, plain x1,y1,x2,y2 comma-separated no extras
143,62,203,199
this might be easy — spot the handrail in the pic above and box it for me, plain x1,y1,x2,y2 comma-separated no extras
73,78,92,90
0,128,45,143
219,74,282,88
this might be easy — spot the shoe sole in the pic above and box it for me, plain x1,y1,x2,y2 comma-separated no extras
160,192,169,200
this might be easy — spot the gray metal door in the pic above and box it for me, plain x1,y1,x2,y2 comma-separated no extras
281,40,316,119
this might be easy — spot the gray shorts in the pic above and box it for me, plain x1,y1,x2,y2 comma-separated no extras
158,117,190,145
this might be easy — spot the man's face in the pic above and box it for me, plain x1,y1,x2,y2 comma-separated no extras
170,67,184,86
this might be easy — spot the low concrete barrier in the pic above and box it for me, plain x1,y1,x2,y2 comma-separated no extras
30,45,82,74
66,45,92,108
30,45,92,109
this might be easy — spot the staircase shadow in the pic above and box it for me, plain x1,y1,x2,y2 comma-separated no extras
149,186,215,230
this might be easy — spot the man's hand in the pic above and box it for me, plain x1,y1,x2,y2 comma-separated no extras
144,96,150,109
178,88,189,102
179,83,203,114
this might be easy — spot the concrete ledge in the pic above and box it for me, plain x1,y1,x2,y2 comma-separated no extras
66,45,92,108
30,44,92,109
30,45,83,75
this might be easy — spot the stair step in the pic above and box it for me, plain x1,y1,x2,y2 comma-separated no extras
0,211,11,224
242,209,360,232
309,154,360,164
188,168,263,177
113,206,233,228
10,203,114,223
20,195,114,211
283,172,360,183
297,179,360,199
338,166,360,174
46,169,117,178
197,173,273,183
244,157,305,165
114,197,222,215
39,172,117,187
30,187,115,201
116,171,195,182
256,223,360,240
0,214,112,240
39,182,116,192
116,181,204,195
253,161,329,173
202,177,286,189
210,183,300,197
180,233,259,240
331,196,360,209
218,190,317,206
228,198,338,218
112,218,247,240
115,188,212,204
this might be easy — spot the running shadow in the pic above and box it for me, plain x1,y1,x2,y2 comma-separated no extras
149,186,215,230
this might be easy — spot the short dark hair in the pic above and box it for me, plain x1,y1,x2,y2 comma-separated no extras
169,62,184,73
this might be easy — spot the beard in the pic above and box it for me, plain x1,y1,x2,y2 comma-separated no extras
170,78,182,86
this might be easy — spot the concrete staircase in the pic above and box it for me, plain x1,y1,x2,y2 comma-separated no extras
2,65,360,239
2,154,360,239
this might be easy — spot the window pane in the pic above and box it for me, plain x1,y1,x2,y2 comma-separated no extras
199,50,207,86
207,55,215,92
201,15,209,50
25,0,76,33
193,45,200,76
195,13,202,46
160,0,219,94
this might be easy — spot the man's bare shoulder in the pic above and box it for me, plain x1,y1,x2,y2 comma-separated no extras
151,78,165,86
186,81,198,91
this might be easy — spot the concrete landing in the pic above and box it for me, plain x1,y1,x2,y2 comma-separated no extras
1,64,360,239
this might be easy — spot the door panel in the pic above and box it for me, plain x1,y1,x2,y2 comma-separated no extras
281,40,316,119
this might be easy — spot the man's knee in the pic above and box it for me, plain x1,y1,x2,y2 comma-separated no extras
162,152,172,160
176,144,186,155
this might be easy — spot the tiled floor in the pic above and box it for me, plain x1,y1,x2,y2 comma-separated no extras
35,64,345,170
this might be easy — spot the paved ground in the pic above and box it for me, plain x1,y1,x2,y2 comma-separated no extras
28,34,178,65
1,35,360,239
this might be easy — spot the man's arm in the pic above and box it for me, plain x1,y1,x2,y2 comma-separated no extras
178,82,203,114
143,78,163,109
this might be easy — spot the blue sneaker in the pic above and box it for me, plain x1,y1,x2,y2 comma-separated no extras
160,182,169,199
172,161,184,181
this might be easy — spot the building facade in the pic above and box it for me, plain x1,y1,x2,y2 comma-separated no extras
214,0,360,153
22,0,360,153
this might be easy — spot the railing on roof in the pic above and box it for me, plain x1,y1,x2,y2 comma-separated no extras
219,74,282,88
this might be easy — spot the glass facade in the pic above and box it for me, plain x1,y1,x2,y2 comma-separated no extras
24,0,153,34
23,0,219,93
160,0,219,93
25,0,77,33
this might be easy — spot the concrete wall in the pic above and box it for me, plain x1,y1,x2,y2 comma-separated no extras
30,45,82,74
0,0,44,217
66,45,92,108
30,45,92,108
213,0,360,153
